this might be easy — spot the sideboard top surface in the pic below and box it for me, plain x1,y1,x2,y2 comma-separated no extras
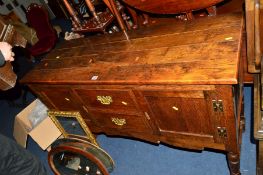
21,13,243,85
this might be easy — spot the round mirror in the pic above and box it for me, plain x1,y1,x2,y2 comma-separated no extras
48,138,114,175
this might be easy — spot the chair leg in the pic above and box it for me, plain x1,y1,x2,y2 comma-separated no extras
104,0,129,40
62,0,82,28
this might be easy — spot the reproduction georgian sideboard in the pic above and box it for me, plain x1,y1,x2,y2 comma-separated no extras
21,13,244,175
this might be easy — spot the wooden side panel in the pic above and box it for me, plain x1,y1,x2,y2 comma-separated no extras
245,0,263,73
254,75,263,139
246,0,257,72
260,0,263,56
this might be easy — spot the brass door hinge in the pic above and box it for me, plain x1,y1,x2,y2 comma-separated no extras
212,100,223,112
217,127,227,138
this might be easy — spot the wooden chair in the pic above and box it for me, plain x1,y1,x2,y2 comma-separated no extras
62,0,129,38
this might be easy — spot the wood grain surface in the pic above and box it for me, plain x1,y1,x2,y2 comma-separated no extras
21,13,243,85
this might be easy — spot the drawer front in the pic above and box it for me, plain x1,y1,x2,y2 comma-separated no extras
142,90,213,135
87,110,151,132
74,89,138,112
39,88,80,110
36,87,95,123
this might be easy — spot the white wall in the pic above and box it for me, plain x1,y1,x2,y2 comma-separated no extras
0,0,15,15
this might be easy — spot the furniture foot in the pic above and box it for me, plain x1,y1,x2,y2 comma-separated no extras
227,152,241,175
127,7,138,29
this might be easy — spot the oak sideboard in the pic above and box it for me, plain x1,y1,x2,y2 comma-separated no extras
21,13,244,175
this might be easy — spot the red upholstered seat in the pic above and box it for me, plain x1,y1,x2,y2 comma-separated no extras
26,3,57,57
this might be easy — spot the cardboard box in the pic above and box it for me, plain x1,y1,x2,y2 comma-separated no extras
13,99,62,150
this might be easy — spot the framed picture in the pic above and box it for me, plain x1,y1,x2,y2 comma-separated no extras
48,111,98,146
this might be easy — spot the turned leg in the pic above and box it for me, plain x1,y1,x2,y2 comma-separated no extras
185,12,194,20
106,0,129,40
227,152,241,175
85,0,100,22
142,13,149,25
62,0,81,28
127,7,139,29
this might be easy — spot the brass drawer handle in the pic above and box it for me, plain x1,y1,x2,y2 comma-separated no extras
111,117,126,126
97,96,112,105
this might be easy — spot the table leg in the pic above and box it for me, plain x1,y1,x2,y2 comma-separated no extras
227,152,241,175
105,0,129,40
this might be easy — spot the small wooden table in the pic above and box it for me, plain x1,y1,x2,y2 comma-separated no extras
21,13,244,175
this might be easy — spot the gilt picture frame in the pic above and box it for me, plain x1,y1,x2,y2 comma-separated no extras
48,111,98,146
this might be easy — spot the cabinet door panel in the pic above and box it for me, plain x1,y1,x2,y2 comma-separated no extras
143,91,213,135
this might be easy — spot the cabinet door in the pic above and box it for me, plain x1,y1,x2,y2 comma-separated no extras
142,90,214,136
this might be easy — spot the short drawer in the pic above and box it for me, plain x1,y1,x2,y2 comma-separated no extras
87,110,151,132
38,87,81,110
74,89,138,112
